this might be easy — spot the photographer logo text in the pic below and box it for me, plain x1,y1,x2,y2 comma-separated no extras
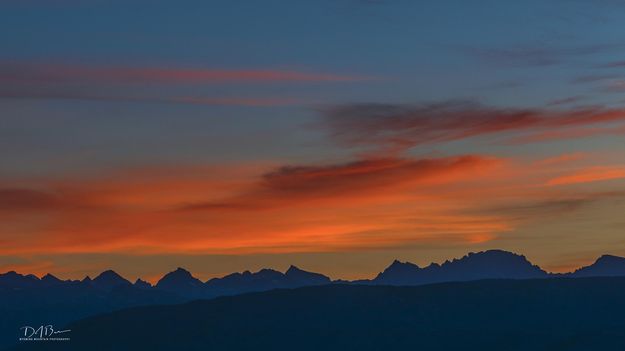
19,325,70,342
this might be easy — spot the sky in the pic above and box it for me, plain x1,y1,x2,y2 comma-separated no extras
2,0,625,282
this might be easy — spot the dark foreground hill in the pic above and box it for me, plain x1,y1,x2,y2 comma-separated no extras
0,283,183,350
12,277,625,351
5,249,625,349
0,265,330,348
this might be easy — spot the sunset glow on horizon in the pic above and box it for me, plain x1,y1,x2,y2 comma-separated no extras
2,0,625,282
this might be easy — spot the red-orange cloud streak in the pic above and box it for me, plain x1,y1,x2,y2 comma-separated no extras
1,153,621,258
0,155,509,256
0,62,367,84
548,166,625,186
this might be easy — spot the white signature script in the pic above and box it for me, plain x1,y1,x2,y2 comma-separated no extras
20,325,71,341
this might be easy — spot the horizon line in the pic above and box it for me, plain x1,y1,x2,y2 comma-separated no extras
1,249,618,285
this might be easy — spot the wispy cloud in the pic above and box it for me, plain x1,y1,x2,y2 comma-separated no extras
0,62,367,84
572,74,623,84
0,152,621,258
533,152,587,167
0,88,302,107
0,188,61,211
508,124,625,144
180,155,499,211
322,100,625,153
602,60,625,68
172,96,301,107
546,96,584,106
548,167,625,186
0,61,364,106
605,80,625,92
0,155,508,255
475,189,625,224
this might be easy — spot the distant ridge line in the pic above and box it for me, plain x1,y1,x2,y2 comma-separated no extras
3,249,625,297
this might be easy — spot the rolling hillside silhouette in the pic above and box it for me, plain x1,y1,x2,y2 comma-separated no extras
4,249,625,349
11,278,625,351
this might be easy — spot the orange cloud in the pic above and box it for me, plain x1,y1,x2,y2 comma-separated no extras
534,152,587,167
0,155,509,256
548,166,625,186
2,153,621,261
3,147,625,287
0,188,61,211
179,155,500,211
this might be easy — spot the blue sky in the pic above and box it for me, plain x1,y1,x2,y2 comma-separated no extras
2,0,625,176
2,0,625,280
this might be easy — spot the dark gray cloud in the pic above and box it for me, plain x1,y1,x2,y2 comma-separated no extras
321,100,625,153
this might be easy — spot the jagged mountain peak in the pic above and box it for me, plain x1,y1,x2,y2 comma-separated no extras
446,250,539,268
374,250,546,285
572,254,625,277
155,267,204,295
285,265,302,274
1,271,34,278
461,249,527,260
134,278,152,289
92,270,131,290
440,249,546,279
285,265,331,285
374,259,421,285
94,269,124,279
388,259,419,270
0,270,40,288
169,267,193,277
5,250,625,298
595,254,625,263
41,273,62,285
258,268,281,274
42,273,60,281
158,267,200,281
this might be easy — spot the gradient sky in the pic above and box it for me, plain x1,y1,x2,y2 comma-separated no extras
2,0,625,282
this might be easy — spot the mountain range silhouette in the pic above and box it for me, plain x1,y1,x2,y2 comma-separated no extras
4,249,625,349
371,249,547,285
3,249,625,296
